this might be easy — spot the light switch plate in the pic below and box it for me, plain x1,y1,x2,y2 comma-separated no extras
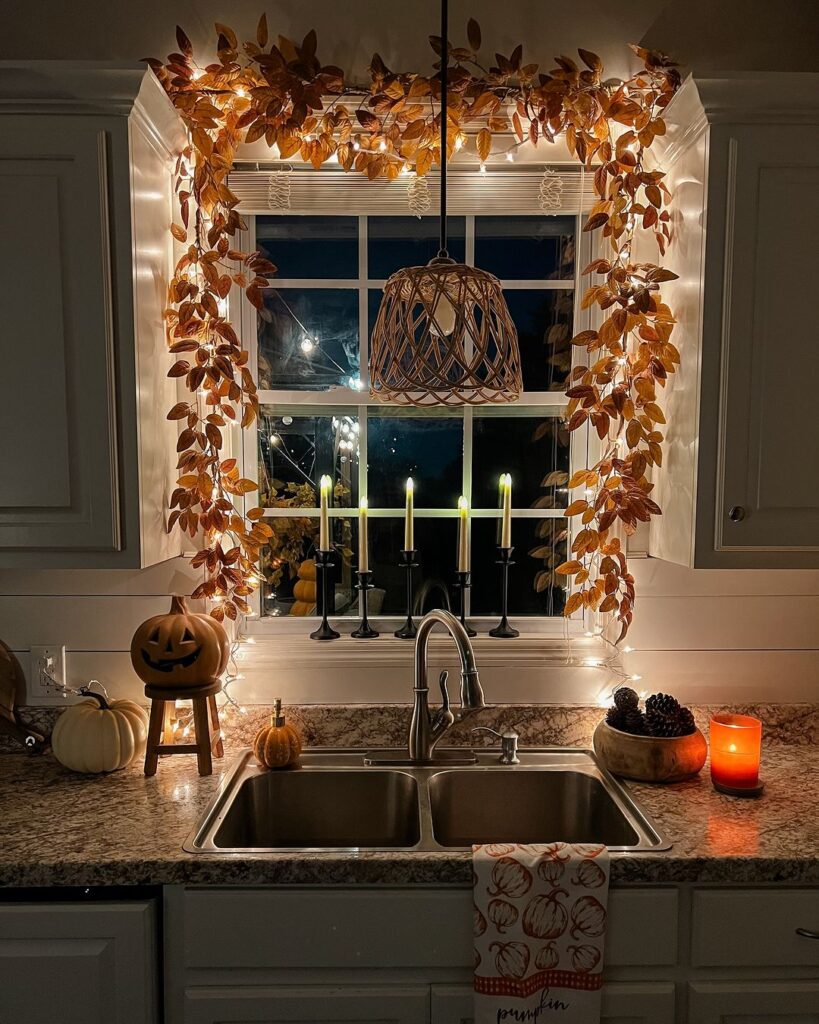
28,645,67,704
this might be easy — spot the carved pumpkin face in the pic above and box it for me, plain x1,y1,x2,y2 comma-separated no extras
130,596,229,688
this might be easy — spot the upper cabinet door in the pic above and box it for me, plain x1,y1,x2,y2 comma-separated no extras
648,74,819,568
716,126,819,558
0,117,123,554
0,68,184,568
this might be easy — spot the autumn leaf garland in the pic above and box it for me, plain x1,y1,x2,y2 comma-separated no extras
149,20,680,636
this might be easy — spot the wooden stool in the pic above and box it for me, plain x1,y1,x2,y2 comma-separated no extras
144,682,224,777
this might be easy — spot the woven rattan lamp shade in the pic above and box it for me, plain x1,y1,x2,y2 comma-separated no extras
369,257,523,407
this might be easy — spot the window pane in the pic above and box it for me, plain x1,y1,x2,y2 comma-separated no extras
368,216,466,280
367,413,463,509
258,288,359,391
471,415,569,510
258,408,359,508
368,517,458,615
503,289,573,391
470,517,569,616
261,517,358,618
475,216,575,280
256,215,358,279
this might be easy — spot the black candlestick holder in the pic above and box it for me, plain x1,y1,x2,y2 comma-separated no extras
351,570,379,639
489,546,519,639
394,549,418,639
454,570,477,637
310,550,340,641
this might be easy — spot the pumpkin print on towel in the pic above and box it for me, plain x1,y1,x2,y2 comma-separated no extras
473,841,611,1011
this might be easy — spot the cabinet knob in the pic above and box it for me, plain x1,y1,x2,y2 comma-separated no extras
728,505,745,523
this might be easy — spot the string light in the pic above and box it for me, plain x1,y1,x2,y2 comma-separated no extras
300,336,315,354
479,163,487,174
378,139,387,152
505,151,515,162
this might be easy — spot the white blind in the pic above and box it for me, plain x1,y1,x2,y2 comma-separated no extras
228,164,595,215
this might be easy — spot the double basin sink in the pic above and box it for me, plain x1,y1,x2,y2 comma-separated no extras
185,748,669,853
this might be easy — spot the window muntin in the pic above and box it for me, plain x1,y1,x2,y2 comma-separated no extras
243,214,584,625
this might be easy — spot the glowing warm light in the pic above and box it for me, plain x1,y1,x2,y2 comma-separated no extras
710,714,763,792
479,162,487,174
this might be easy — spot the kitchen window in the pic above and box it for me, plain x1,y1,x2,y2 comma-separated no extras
237,212,593,633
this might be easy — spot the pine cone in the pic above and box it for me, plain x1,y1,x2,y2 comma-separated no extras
646,711,684,737
614,686,639,711
621,707,647,735
645,692,681,719
677,707,696,736
606,705,646,736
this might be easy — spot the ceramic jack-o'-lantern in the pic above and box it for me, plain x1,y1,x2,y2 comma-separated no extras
130,595,229,689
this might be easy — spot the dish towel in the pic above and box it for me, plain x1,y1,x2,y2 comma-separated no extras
473,843,610,1023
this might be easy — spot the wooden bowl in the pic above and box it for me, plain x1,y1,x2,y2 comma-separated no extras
593,720,707,783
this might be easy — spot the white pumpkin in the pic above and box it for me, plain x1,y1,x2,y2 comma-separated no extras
51,689,148,774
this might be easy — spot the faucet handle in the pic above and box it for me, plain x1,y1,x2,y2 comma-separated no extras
471,725,520,765
438,671,450,713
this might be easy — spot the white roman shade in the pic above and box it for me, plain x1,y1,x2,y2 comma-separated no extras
227,164,595,215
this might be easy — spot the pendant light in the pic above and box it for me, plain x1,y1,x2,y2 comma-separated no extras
368,0,522,407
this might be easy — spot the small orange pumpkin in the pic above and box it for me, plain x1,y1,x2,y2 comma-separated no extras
253,698,302,769
130,595,229,689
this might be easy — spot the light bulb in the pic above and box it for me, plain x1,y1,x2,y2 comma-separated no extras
236,87,247,98
506,151,515,162
378,139,387,152
479,163,487,174
429,290,458,337
300,336,315,354
268,434,279,446
454,134,464,151
352,140,360,151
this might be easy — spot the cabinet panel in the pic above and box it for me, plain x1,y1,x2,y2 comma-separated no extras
0,118,121,553
183,887,677,972
0,901,157,1024
430,982,675,1024
717,130,819,558
688,981,819,1022
183,985,430,1024
691,889,819,967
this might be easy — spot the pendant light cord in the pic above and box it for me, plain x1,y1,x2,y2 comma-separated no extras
438,0,448,258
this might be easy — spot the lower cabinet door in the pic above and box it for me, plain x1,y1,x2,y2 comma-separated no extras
430,982,675,1024
0,902,157,1024
183,985,430,1024
688,981,819,1022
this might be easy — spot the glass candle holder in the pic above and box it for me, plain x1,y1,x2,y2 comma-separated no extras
710,714,763,797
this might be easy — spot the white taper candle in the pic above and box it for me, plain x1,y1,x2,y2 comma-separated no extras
319,475,332,551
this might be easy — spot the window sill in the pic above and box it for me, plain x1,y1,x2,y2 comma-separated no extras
238,626,599,670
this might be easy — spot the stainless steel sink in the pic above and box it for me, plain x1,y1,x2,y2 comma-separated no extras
214,769,420,850
184,749,669,854
428,769,641,848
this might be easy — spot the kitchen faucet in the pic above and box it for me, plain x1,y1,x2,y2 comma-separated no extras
408,609,486,762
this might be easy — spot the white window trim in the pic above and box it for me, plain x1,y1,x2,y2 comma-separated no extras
234,212,603,642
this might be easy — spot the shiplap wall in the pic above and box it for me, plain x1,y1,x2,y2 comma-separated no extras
1,557,817,705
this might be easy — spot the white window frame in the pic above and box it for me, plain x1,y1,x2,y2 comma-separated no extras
236,212,599,639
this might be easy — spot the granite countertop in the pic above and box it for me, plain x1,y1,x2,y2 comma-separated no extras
2,739,817,888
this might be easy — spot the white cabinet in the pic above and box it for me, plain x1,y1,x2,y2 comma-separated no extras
0,900,157,1024
0,64,183,568
184,985,430,1024
648,73,819,568
688,981,819,1022
430,981,676,1023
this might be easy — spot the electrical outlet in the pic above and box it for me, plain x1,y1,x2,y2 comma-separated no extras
28,645,67,703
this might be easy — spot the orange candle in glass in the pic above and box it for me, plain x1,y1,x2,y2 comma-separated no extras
710,714,763,795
